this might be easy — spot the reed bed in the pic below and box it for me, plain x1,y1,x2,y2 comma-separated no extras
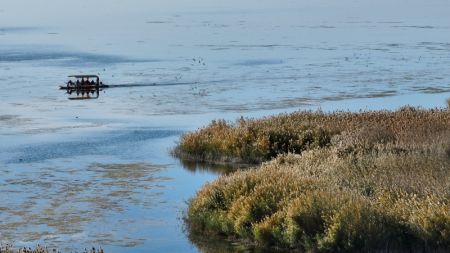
184,107,450,252
175,107,450,164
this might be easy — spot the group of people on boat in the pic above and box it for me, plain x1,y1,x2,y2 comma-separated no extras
62,75,103,99
67,77,98,87
65,76,100,98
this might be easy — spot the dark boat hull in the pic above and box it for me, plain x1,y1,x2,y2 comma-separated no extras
59,85,109,90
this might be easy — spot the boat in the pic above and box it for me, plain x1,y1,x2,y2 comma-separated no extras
60,75,108,99
59,75,109,90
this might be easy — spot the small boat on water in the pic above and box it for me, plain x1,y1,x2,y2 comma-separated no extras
59,75,109,90
60,75,108,99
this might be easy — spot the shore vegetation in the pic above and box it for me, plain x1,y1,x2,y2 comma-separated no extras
181,107,450,252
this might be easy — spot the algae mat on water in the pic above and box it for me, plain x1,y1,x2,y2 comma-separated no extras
0,163,170,250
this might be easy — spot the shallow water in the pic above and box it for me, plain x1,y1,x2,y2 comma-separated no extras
1,0,450,252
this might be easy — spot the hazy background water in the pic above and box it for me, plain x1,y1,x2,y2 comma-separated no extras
1,0,450,252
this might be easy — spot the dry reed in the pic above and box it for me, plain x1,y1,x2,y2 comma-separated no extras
175,108,450,164
184,107,450,252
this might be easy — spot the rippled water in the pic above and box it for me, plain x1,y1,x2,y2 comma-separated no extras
1,0,450,252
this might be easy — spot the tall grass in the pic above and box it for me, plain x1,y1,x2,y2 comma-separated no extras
184,108,450,252
175,108,450,164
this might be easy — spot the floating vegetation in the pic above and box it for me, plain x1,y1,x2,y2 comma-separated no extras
183,106,450,252
0,162,169,248
0,244,103,253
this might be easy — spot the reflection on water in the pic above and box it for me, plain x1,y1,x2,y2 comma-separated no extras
179,159,253,175
189,233,290,253
65,86,100,100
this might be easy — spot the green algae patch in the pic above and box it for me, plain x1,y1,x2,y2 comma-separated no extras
0,162,170,249
0,244,105,253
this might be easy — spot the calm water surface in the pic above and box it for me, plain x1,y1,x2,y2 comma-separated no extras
1,0,450,252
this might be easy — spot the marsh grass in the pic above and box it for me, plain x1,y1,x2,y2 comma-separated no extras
184,108,450,252
175,108,450,164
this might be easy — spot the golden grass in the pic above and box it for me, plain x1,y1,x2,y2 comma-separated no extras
184,108,450,252
175,108,450,164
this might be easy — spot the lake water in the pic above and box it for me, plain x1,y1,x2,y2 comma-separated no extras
1,0,450,252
